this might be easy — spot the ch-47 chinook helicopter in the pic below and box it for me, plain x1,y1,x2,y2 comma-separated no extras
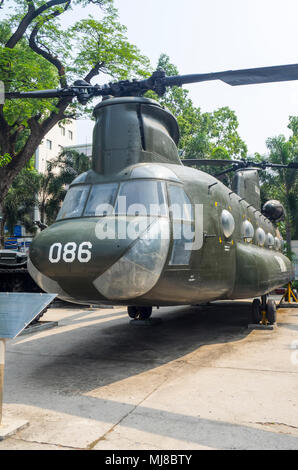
6,63,298,324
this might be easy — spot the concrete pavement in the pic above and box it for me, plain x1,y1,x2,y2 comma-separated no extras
0,300,297,450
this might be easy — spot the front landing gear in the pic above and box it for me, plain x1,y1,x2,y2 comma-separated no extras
250,295,276,326
127,306,152,320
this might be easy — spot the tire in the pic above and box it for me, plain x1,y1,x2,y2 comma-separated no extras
267,299,276,324
128,306,138,319
138,306,152,320
127,306,152,320
251,299,262,324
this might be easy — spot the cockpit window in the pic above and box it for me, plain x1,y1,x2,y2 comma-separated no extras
57,180,168,220
167,184,194,266
57,185,90,220
168,184,194,221
84,183,118,217
115,180,167,216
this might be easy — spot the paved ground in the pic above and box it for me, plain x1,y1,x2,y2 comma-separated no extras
0,299,298,450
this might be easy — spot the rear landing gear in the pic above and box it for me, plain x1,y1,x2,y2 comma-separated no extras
251,298,262,324
250,295,276,325
266,298,277,324
127,306,152,320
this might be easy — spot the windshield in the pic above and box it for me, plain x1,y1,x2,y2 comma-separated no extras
84,183,118,217
57,185,90,220
56,180,168,220
115,180,167,216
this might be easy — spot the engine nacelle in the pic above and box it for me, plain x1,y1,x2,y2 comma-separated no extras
262,200,285,222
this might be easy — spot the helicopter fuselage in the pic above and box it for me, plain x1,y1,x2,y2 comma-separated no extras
28,162,294,306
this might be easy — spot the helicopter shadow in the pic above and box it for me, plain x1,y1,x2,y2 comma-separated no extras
6,301,253,397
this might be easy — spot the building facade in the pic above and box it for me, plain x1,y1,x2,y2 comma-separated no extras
35,121,76,173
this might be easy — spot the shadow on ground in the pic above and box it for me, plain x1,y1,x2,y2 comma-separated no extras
7,302,252,395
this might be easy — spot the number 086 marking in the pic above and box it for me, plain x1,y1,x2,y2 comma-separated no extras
49,242,92,263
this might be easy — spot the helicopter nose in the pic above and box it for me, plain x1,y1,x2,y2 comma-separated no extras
92,217,170,300
28,216,170,301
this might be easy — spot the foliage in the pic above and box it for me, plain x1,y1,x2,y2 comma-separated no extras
37,149,91,224
146,54,247,160
0,0,150,205
0,148,91,247
0,152,11,167
1,167,40,239
256,122,298,250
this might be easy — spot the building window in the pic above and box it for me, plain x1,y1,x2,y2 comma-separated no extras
68,130,73,140
61,126,65,136
46,139,52,150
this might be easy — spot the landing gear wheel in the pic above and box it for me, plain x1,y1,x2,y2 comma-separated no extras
266,299,277,324
251,299,262,324
127,306,138,319
127,306,152,320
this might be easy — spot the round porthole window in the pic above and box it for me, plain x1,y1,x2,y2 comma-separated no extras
221,210,235,238
242,220,254,242
255,227,266,246
267,233,274,248
274,237,281,251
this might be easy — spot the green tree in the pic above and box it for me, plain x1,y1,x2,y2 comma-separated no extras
146,54,247,160
0,167,40,247
0,0,150,209
259,125,298,254
37,149,91,224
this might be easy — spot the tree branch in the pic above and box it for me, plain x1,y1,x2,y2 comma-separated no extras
5,0,71,49
0,104,11,153
29,7,69,87
84,61,105,83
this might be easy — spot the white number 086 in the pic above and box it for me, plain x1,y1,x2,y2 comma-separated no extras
49,242,92,263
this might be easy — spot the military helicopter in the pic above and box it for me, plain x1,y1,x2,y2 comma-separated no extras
5,63,298,324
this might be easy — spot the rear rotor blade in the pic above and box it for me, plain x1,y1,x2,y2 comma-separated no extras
182,159,240,167
214,167,236,177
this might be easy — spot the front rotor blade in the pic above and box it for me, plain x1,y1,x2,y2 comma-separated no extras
166,63,298,87
5,89,74,99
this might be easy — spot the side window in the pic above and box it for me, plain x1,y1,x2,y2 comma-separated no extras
168,184,194,266
57,185,90,220
221,210,235,238
168,184,194,221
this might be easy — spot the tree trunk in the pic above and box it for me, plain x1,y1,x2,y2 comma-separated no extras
0,97,71,206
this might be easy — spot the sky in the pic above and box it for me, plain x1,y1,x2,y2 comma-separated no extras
4,0,298,155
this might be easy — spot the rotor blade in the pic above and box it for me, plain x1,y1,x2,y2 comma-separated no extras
181,159,240,167
214,167,235,177
165,63,298,88
258,162,298,170
288,162,298,169
5,89,76,99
